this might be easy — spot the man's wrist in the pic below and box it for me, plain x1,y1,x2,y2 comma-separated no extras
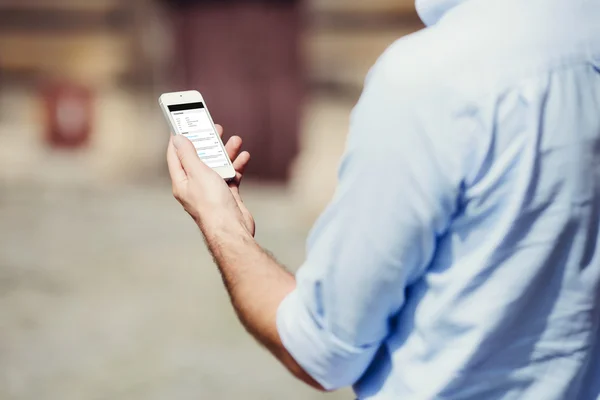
198,208,247,234
200,213,255,253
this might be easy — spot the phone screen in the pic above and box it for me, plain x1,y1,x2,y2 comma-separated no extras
168,102,229,168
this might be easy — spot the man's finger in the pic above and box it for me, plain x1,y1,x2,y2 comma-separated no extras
232,151,251,176
172,134,205,177
167,136,188,184
215,124,224,138
225,136,243,163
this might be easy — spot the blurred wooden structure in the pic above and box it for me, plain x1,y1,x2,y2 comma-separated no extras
165,0,304,181
0,0,157,86
165,0,421,181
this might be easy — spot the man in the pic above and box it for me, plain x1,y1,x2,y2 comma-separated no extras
166,0,600,398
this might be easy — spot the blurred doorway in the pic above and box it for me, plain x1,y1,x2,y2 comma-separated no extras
164,0,305,181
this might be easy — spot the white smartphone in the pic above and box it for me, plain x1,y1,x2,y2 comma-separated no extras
159,90,236,180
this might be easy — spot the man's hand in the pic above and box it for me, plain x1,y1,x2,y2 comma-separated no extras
166,125,254,236
165,126,325,392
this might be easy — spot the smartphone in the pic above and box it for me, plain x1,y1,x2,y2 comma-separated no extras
159,90,236,180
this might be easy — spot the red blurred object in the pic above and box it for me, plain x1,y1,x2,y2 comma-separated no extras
41,82,94,148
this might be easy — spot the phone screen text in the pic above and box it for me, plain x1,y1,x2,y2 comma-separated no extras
168,102,229,168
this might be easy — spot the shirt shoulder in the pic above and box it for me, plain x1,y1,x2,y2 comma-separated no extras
367,25,503,106
351,27,487,189
375,0,596,101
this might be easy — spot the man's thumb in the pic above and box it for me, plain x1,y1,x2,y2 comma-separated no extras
173,135,202,175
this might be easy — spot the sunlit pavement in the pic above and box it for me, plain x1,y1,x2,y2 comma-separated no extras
0,182,351,400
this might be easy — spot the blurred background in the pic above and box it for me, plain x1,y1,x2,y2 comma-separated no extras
0,0,421,398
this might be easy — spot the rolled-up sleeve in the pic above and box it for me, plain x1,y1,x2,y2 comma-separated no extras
277,290,380,390
276,42,468,391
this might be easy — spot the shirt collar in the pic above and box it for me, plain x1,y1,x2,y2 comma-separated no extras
415,0,468,26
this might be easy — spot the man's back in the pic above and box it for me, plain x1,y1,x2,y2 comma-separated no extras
378,0,600,397
276,0,600,398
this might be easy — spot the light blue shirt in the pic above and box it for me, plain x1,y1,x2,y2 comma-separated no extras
276,0,600,398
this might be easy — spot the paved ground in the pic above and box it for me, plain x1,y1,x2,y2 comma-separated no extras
0,181,352,400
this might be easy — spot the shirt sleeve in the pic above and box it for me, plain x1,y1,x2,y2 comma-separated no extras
277,43,468,391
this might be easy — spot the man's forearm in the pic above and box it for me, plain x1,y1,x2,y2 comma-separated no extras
204,221,293,350
201,220,325,390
